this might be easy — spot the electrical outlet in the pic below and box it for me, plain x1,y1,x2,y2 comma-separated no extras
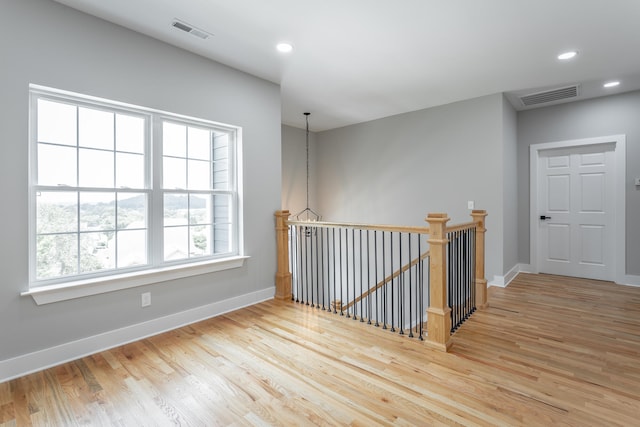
141,292,151,307
467,200,475,210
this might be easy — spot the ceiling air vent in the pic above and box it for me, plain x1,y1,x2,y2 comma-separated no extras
519,85,579,107
171,19,212,40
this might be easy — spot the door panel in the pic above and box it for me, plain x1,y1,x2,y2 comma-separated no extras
547,174,570,211
537,143,614,280
547,224,570,261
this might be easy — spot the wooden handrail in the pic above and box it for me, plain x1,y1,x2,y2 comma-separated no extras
287,219,430,235
445,221,477,233
342,250,430,311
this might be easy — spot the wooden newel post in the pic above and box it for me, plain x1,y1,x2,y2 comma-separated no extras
274,210,292,300
471,210,488,309
425,213,452,351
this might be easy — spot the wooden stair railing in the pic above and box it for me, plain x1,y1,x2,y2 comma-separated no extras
341,250,430,312
274,209,488,352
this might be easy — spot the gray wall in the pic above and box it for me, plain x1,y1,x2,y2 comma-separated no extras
517,90,640,275
502,97,519,275
315,93,511,282
0,0,281,361
281,125,318,216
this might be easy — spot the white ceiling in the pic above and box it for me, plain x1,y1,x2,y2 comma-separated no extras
54,0,640,131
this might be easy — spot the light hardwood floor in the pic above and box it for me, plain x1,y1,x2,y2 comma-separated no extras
1,273,640,426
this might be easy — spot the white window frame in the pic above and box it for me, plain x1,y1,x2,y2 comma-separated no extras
23,85,246,305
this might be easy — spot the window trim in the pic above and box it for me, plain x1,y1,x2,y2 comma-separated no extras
27,85,244,300
21,256,249,305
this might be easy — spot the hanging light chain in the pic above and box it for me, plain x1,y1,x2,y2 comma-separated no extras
305,112,310,213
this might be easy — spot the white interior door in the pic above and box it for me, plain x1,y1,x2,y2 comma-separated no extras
537,143,615,281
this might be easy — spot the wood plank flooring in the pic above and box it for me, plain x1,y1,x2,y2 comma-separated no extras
1,273,640,426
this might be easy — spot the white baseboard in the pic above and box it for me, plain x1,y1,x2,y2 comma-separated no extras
517,264,534,273
622,274,640,287
0,287,274,383
488,263,522,288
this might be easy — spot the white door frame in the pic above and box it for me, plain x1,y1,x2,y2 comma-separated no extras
529,135,626,284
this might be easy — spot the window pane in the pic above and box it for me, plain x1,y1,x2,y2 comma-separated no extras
164,194,188,226
37,99,77,146
38,143,77,186
190,225,210,256
80,232,115,272
189,194,211,225
79,149,114,188
117,229,147,267
79,107,114,150
164,226,188,261
213,224,231,254
37,191,77,234
188,159,211,190
116,152,144,188
116,114,144,154
117,193,147,230
163,157,186,189
80,192,115,232
188,127,210,160
163,122,186,157
36,233,78,279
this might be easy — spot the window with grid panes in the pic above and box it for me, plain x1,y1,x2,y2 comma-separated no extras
29,87,240,287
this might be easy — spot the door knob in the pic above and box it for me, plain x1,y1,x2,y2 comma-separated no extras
539,215,552,220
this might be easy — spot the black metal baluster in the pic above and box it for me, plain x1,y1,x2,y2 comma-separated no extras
339,228,344,315
375,230,380,327
472,227,477,313
464,229,469,320
332,228,337,313
366,230,371,324
398,232,404,335
448,231,453,331
307,227,311,306
457,230,462,329
455,231,459,328
408,233,414,338
359,229,364,322
458,231,462,329
416,234,422,341
288,225,294,301
319,226,325,310
296,226,302,303
352,228,358,321
345,228,350,318
309,226,314,307
382,231,387,329
390,232,395,333
327,227,332,312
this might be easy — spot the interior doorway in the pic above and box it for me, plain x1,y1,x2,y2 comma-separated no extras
529,135,626,283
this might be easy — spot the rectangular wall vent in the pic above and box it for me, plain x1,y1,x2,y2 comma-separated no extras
519,85,579,107
171,19,212,40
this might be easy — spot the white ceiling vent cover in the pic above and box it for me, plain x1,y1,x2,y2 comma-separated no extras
171,19,211,40
519,85,579,106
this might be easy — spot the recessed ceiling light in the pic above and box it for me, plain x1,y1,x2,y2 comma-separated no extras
603,81,620,88
276,43,293,53
558,51,578,60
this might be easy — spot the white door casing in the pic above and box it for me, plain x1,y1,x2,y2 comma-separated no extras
530,135,626,283
538,144,614,280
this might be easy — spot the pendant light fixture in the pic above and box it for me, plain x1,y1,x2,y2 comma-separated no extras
294,112,321,222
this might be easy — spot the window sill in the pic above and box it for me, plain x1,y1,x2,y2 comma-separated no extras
22,256,249,305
